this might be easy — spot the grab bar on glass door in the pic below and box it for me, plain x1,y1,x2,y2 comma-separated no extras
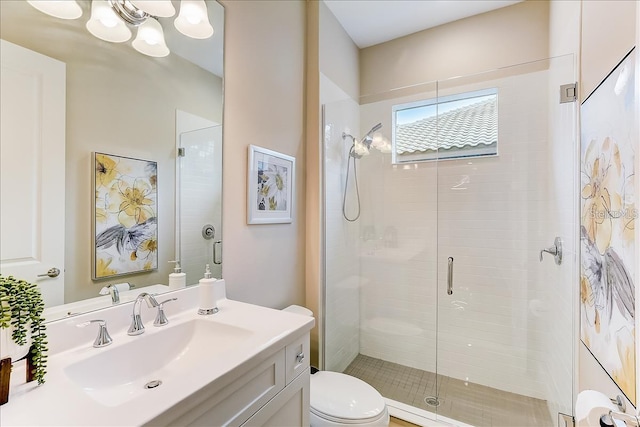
213,240,222,265
447,257,454,295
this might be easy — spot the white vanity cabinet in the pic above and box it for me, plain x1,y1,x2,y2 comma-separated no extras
0,289,314,427
149,332,311,427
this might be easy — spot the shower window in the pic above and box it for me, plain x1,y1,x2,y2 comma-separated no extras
392,88,498,163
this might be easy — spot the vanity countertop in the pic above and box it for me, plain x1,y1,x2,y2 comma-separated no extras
0,286,314,426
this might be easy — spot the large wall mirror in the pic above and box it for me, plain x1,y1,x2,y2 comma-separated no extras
0,0,224,321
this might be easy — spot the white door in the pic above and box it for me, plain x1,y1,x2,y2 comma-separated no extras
0,39,66,306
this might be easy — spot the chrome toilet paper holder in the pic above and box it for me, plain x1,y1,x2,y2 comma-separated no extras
600,395,638,427
611,395,626,413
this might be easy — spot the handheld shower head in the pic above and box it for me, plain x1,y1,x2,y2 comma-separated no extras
364,122,382,138
361,122,383,150
342,123,383,159
341,123,384,222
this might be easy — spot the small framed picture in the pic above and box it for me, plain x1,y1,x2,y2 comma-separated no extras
247,145,295,224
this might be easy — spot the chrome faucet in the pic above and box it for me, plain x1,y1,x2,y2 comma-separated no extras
127,292,159,336
77,319,113,348
107,284,120,304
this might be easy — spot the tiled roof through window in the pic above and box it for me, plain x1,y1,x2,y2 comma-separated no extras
396,97,497,154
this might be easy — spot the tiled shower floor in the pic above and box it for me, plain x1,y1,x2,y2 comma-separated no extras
343,354,553,427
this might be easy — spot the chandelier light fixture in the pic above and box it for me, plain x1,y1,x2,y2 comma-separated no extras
26,0,214,58
26,0,83,19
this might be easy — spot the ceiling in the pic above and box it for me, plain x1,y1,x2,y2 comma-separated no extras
324,0,523,48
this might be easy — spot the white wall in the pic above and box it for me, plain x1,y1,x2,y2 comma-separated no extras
359,1,550,98
221,0,306,308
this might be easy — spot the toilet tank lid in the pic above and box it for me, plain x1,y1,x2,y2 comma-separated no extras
310,371,386,421
282,305,313,316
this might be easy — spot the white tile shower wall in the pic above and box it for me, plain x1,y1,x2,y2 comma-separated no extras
322,73,362,372
358,84,439,373
359,68,556,399
358,158,439,373
179,126,223,286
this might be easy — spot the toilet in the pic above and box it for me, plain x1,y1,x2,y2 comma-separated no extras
283,306,390,427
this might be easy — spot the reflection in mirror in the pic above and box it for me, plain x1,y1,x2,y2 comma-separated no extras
176,112,223,285
0,1,224,322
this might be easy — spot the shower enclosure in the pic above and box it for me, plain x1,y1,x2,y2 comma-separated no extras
322,55,577,427
177,124,223,285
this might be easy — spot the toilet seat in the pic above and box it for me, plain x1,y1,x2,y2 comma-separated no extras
310,371,387,424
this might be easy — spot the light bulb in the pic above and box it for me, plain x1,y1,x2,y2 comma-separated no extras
186,14,201,25
133,18,170,57
27,0,82,19
86,0,132,43
174,0,213,39
130,0,176,18
100,17,118,28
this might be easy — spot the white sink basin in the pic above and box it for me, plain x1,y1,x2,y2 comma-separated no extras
64,319,253,407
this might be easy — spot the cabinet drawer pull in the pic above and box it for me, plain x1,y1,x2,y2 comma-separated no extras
295,352,304,363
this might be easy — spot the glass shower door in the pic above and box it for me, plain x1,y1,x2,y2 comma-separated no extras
322,74,442,414
435,55,576,427
177,125,223,285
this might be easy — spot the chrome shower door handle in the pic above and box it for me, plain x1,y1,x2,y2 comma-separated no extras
447,257,454,295
213,240,222,265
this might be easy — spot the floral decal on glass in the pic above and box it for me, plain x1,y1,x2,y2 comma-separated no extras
247,145,295,224
580,48,636,404
93,152,158,279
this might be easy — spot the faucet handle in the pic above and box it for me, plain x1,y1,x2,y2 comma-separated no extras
154,298,178,327
539,237,563,265
77,319,113,348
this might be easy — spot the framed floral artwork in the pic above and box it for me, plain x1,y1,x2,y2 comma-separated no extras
580,48,636,405
247,145,295,224
92,152,158,279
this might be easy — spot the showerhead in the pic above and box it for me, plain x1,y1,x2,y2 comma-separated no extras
365,122,382,138
342,123,383,159
361,123,383,148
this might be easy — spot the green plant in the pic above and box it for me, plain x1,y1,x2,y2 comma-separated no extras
0,275,48,384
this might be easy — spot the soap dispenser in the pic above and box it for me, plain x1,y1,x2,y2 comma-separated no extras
168,260,186,289
198,264,219,315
